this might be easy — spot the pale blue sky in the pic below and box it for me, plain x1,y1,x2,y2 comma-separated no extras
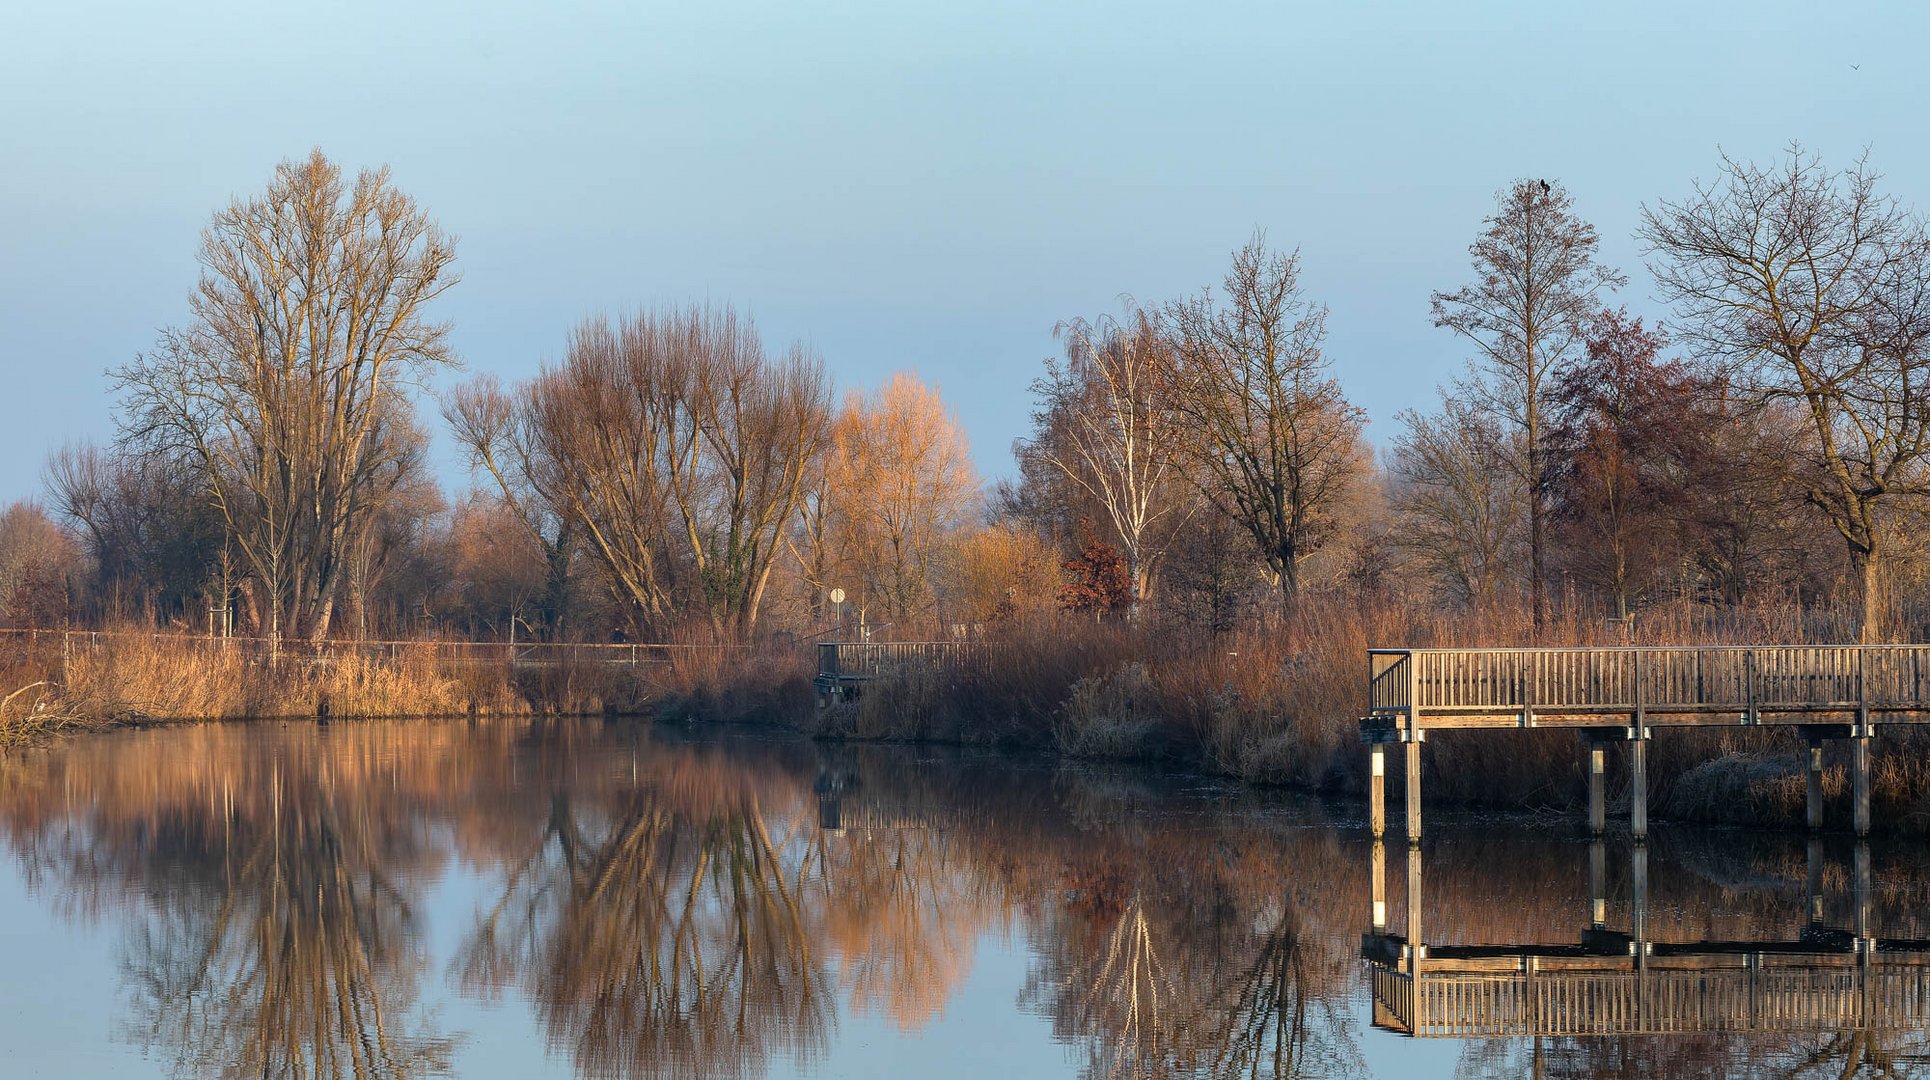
1,0,1921,503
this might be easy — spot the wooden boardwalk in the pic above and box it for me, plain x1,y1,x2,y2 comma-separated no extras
1361,646,1930,839
1367,949,1930,1038
1363,838,1924,1038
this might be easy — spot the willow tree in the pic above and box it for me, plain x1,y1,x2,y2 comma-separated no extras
1642,148,1930,641
1431,179,1624,632
112,149,458,642
451,307,830,636
1165,233,1365,607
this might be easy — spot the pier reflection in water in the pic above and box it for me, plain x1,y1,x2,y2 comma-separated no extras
4,721,1930,1077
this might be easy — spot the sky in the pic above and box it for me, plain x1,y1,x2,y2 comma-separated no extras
1,0,1924,505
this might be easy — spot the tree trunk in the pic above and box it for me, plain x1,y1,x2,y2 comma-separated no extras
1852,543,1883,645
1527,411,1545,637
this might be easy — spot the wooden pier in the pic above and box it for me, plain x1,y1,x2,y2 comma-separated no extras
1362,646,1930,839
1363,838,1921,1038
813,641,996,704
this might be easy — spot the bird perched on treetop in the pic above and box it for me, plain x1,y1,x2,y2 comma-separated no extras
1539,179,1551,194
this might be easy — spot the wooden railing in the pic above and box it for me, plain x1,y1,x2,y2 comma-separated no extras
1371,956,1930,1037
815,641,999,682
1366,645,1930,726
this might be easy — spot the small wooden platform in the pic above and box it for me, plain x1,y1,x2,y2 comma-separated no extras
813,641,996,704
1362,646,1930,839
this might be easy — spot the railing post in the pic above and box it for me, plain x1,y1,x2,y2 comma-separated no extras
1743,648,1757,724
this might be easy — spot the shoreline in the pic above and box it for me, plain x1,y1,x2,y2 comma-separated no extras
9,626,1930,836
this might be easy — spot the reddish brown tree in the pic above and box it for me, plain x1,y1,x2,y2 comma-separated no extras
1058,518,1131,616
1546,311,1704,618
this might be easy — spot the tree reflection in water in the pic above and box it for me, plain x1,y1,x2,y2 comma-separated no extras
2,728,457,1078
457,753,833,1080
7,722,1930,1079
1018,780,1364,1080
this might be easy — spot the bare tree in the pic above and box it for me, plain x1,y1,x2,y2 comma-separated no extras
442,375,579,639
1389,390,1525,606
46,442,227,625
1432,179,1624,631
1165,233,1365,607
1643,147,1930,641
1021,307,1187,618
454,308,830,637
0,503,78,628
820,374,978,626
111,149,458,643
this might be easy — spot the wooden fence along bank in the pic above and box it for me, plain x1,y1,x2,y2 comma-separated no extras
1359,645,1930,840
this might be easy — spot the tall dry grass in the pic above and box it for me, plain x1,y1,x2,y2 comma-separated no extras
790,593,1930,830
17,630,666,727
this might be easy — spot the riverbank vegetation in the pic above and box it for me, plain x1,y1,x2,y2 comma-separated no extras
9,146,1930,825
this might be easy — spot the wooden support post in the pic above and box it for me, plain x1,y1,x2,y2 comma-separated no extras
1371,839,1387,931
1405,737,1423,842
1587,743,1606,837
1806,836,1825,926
1629,735,1648,842
1368,743,1385,839
1853,733,1872,839
1588,838,1607,928
1405,841,1423,970
1855,841,1874,989
1807,738,1825,832
1630,838,1650,1030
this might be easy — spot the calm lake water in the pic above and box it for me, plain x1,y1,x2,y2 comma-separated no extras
1,719,1926,1079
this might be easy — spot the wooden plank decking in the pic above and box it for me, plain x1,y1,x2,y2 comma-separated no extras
1366,645,1930,732
1366,950,1930,1037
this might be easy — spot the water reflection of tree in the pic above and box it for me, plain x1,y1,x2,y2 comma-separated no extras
457,756,833,1080
120,766,454,1078
0,731,459,1079
1006,765,1366,1080
804,824,1002,1031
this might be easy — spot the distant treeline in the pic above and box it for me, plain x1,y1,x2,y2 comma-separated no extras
3,144,1929,646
